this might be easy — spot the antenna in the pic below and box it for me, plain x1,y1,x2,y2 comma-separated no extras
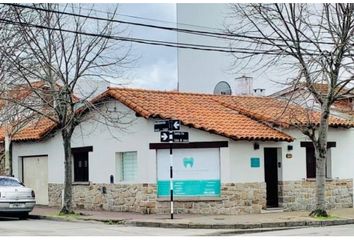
213,81,232,95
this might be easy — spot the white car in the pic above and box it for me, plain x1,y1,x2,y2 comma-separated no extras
0,176,36,219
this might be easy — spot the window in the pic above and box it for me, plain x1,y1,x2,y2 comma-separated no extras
302,143,332,179
116,151,137,182
0,177,22,186
156,148,221,198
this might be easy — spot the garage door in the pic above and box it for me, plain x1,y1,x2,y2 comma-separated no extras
157,148,220,198
23,156,48,205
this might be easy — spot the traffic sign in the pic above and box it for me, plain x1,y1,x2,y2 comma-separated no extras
160,131,173,142
173,131,189,143
160,131,189,143
154,120,181,132
169,120,180,131
154,120,170,132
154,119,186,220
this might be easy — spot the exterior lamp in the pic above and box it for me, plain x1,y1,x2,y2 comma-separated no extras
253,142,260,150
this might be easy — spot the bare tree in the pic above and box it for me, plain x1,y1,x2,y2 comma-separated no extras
226,3,354,217
0,6,31,175
0,3,132,214
0,92,36,176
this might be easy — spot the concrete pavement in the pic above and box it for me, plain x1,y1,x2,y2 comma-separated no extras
30,206,354,230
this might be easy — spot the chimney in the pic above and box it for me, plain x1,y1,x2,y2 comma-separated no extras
234,75,253,95
253,88,266,96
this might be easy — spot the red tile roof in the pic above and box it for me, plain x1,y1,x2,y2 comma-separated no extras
0,80,79,142
0,118,56,142
214,95,353,128
271,82,354,98
7,87,354,142
93,88,296,142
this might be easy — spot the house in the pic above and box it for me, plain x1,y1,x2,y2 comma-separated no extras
0,80,80,175
270,83,354,120
9,87,354,215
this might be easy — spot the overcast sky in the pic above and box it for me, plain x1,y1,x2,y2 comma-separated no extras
94,3,284,94
116,3,178,90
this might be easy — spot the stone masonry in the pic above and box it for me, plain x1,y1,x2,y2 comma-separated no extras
48,182,266,215
279,179,353,211
0,156,4,175
48,179,352,215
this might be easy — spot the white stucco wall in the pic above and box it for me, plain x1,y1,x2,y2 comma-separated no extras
281,128,354,181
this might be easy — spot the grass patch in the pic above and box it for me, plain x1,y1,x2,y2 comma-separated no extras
52,212,82,220
102,219,125,225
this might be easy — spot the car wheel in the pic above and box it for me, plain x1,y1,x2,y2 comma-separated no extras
18,212,29,220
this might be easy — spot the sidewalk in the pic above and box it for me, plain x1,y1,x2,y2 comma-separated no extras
30,206,354,230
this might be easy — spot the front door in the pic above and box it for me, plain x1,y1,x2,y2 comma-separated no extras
73,152,89,182
264,148,279,208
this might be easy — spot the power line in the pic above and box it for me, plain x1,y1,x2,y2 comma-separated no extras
0,17,284,55
70,4,222,32
5,3,334,46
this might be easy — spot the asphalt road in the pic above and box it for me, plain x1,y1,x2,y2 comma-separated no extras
246,224,354,236
2,217,354,236
0,218,231,236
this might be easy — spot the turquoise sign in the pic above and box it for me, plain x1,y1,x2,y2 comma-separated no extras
157,180,220,197
251,157,260,168
183,157,194,168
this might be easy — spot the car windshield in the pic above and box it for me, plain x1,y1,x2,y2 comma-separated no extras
0,178,22,186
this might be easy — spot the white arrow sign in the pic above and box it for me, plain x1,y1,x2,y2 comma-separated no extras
161,132,169,142
173,121,180,130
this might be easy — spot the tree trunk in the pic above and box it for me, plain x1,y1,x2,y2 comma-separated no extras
60,129,74,214
310,101,330,217
4,134,12,176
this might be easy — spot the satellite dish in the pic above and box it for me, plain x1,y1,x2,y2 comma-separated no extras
213,81,232,95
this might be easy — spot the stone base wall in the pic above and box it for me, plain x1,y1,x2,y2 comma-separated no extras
48,182,266,215
49,183,157,213
157,183,266,215
279,179,353,211
0,156,4,175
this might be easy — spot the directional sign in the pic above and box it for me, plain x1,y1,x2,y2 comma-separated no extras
154,120,181,132
169,120,180,131
155,120,170,132
160,131,173,142
172,131,189,143
160,131,189,143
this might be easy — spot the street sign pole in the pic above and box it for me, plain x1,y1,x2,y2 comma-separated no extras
169,130,174,220
155,119,187,220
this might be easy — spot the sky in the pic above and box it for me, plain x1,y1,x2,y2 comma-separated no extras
115,3,178,90
86,3,284,94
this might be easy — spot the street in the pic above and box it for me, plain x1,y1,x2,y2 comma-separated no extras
246,224,354,236
2,217,354,236
0,218,231,236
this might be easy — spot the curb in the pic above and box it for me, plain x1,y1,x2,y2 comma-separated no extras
30,214,126,225
207,226,304,236
30,214,354,230
127,218,354,229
